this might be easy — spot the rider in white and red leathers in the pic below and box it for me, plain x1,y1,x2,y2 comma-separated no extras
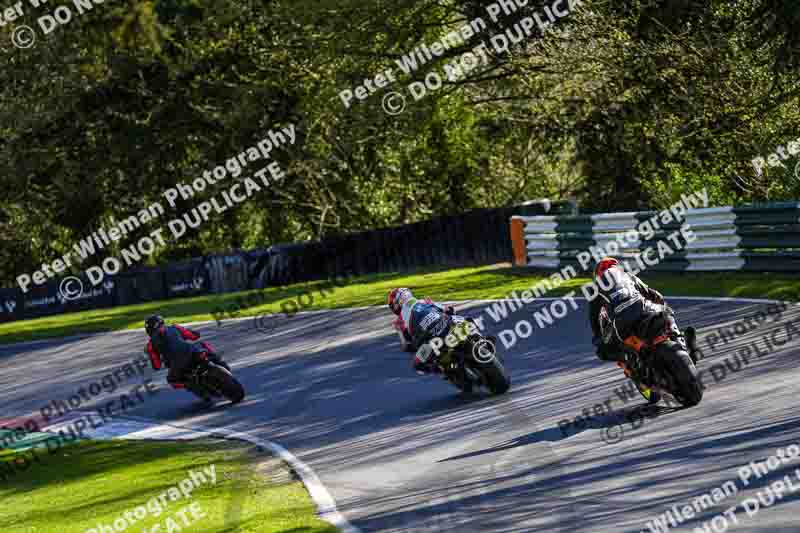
387,288,454,370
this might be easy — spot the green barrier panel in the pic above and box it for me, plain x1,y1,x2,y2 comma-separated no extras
521,202,800,272
555,216,595,270
739,232,800,249
736,213,800,226
741,251,800,271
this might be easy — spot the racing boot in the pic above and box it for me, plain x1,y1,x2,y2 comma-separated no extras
620,353,660,404
636,382,661,405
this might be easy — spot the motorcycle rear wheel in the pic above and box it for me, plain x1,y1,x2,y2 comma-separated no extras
478,356,511,395
656,341,702,407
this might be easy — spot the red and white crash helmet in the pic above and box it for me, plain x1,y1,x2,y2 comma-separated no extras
388,287,414,315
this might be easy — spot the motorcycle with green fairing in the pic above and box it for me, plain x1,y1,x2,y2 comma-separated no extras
414,316,511,395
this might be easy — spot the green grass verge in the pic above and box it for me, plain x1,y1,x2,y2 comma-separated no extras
2,264,798,345
0,437,337,533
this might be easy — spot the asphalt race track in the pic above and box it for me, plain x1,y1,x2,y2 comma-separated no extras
2,298,800,533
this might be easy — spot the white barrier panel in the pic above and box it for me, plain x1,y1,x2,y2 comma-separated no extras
510,205,799,271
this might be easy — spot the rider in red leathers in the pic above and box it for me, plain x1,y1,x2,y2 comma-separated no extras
144,315,229,401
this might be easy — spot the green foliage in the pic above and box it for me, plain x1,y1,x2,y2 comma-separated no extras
1,0,798,286
643,164,737,209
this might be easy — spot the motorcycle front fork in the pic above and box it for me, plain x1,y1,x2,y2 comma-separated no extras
664,315,689,351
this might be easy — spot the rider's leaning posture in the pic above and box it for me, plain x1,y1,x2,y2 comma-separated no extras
144,315,228,401
387,288,455,373
588,257,699,369
388,287,454,354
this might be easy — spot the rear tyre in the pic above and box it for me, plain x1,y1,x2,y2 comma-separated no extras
479,357,511,395
657,342,702,407
207,365,246,404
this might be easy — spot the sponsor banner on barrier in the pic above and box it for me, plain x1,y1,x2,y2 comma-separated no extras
0,289,22,324
0,263,212,324
164,261,209,299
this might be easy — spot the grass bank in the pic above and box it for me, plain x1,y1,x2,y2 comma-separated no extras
0,435,337,533
1,264,797,345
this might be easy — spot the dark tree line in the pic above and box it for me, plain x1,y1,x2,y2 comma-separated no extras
1,0,798,286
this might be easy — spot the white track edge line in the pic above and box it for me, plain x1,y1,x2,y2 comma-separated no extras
210,426,361,533
45,412,361,533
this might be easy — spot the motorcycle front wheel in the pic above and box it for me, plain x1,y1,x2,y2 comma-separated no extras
205,364,246,404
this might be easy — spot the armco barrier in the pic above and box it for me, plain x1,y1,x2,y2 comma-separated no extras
245,203,573,285
510,202,800,272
